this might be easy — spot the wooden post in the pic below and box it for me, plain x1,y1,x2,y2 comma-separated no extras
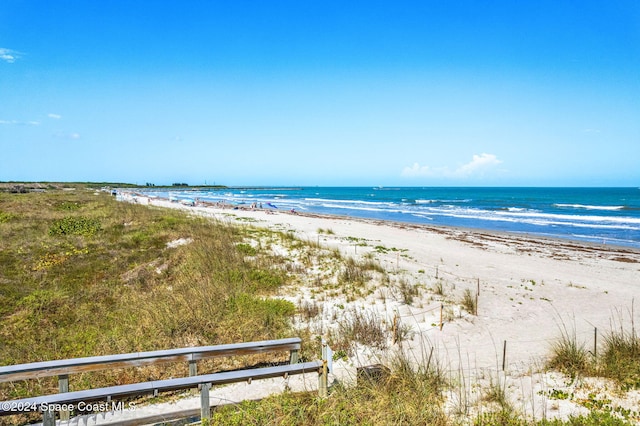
200,382,211,421
58,374,70,420
594,327,598,359
189,360,197,376
475,291,479,316
502,340,507,371
435,265,438,279
392,313,399,344
319,340,328,397
439,304,443,331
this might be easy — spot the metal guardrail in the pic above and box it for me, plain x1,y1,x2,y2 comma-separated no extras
0,337,302,382
0,361,323,425
0,337,317,425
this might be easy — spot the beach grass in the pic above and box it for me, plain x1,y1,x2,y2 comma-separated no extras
208,351,449,426
547,313,640,390
0,188,299,408
2,185,639,425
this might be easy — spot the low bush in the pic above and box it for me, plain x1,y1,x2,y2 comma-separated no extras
49,216,101,236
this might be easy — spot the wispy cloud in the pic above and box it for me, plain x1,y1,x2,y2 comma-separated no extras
0,119,40,126
52,130,81,140
48,113,62,119
402,153,502,179
0,48,21,63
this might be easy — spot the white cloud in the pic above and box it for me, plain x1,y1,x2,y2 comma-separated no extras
0,119,40,126
48,113,62,119
452,153,502,177
401,163,432,177
52,131,81,140
402,153,502,179
0,48,21,63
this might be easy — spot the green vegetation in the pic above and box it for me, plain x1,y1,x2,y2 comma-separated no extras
548,317,640,389
49,215,102,236
0,188,297,408
209,352,448,425
461,288,477,315
1,185,638,425
600,322,640,390
0,210,14,223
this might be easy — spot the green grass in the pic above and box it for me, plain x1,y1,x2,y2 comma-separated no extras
599,322,640,390
2,186,639,426
547,324,591,380
0,188,298,409
209,352,448,426
547,315,639,391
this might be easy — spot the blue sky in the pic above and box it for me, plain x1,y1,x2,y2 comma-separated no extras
1,1,639,186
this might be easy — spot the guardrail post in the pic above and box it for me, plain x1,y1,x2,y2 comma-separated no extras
189,359,197,376
43,407,56,426
289,349,299,364
200,382,211,421
58,374,70,420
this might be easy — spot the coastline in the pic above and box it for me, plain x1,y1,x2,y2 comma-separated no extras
119,190,640,419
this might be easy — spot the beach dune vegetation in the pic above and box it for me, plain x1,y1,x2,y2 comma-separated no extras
0,188,298,409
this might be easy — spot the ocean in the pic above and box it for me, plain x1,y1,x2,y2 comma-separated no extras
138,187,640,249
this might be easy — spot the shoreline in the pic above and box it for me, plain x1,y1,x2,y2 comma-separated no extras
119,190,640,420
128,186,640,251
122,190,640,357
130,190,640,258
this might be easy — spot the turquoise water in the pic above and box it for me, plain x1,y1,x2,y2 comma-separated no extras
139,187,640,249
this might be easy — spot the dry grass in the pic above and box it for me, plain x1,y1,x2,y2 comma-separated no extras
0,188,298,409
208,351,449,426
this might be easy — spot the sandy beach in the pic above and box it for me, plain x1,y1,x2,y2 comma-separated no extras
118,192,640,421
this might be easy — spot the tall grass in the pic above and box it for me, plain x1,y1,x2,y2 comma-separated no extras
461,288,477,315
0,189,297,407
599,308,639,390
547,321,589,379
548,311,640,390
208,351,449,425
333,309,388,354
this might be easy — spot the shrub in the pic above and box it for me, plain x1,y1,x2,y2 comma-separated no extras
55,201,80,211
249,269,284,291
0,210,13,223
236,243,257,256
49,216,101,236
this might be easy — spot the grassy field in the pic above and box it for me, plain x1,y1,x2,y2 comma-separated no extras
0,187,298,412
1,185,638,425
